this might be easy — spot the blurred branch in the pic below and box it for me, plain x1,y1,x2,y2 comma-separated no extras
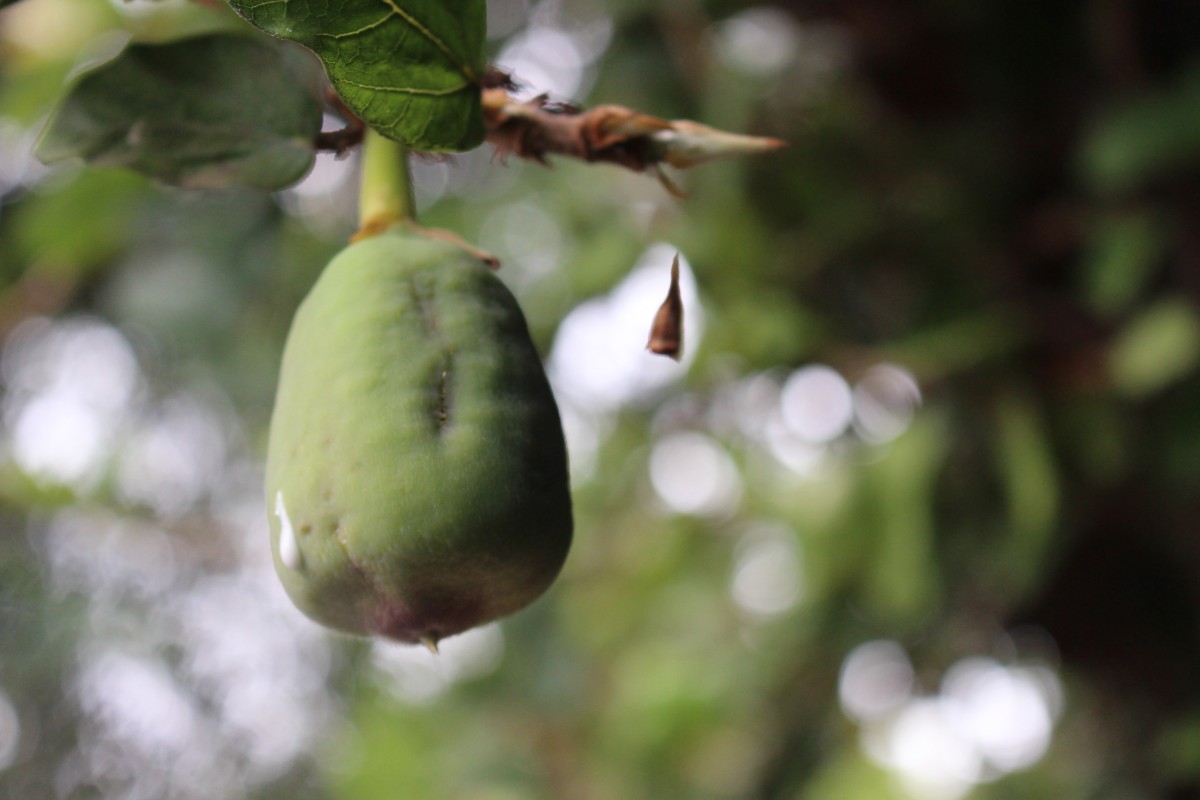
315,88,365,156
314,124,364,156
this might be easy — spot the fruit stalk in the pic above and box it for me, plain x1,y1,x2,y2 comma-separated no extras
355,127,416,240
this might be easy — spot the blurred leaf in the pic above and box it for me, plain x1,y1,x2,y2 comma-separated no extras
36,33,323,190
607,641,728,759
886,312,1027,380
332,694,440,799
228,0,485,152
0,58,76,123
801,749,894,800
1154,716,1200,783
10,167,150,273
1082,67,1200,192
1060,399,1128,484
859,417,947,625
1083,210,1164,316
993,392,1059,595
710,293,820,367
1110,297,1200,396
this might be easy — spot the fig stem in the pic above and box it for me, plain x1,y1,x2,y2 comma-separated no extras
354,128,415,241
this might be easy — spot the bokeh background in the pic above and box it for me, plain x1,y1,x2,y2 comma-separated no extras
2,0,1200,797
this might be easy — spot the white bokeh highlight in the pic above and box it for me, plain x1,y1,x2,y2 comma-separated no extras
840,641,1064,800
116,395,230,519
76,650,202,759
478,199,564,288
715,7,799,77
878,697,984,800
839,640,915,722
649,431,742,518
494,0,613,102
940,658,1057,775
3,316,140,489
730,523,804,617
853,363,922,443
780,365,854,443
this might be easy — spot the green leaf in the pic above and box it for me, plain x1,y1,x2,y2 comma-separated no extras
36,34,323,191
1110,297,1200,396
10,168,150,275
1081,66,1200,192
227,0,485,152
992,392,1059,597
1083,210,1165,316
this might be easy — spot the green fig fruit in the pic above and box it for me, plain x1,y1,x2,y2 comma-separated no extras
265,229,572,647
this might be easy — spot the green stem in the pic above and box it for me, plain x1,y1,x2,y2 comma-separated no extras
355,128,415,240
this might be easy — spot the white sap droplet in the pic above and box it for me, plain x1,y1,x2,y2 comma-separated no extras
275,491,303,571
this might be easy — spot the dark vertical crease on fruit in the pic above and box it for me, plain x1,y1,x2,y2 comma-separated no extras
406,275,455,436
435,359,454,435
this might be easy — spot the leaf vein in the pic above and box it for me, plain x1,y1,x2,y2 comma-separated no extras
317,12,394,39
338,78,473,97
376,0,477,82
234,0,288,10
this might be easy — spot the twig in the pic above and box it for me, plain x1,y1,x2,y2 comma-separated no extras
482,88,785,195
315,124,365,156
315,75,785,189
315,88,366,156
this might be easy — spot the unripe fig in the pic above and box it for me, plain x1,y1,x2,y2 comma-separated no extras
265,229,572,647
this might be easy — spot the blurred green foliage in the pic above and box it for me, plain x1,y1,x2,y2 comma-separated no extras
0,1,1199,799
